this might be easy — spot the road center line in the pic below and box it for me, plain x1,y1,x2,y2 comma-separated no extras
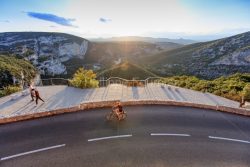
150,133,191,137
209,136,250,144
88,134,132,142
0,144,66,161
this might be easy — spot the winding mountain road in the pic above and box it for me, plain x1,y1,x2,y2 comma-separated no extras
1,105,250,167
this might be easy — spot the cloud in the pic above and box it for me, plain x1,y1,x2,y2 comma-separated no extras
99,17,112,23
0,20,10,23
27,12,76,27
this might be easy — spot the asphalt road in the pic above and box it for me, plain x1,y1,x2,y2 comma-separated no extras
0,105,250,167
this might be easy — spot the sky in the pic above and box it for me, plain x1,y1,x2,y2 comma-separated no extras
0,0,249,40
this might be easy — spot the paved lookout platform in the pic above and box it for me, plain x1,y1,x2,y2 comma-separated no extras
0,83,244,121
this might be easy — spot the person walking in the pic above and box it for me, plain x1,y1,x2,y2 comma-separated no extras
34,88,44,105
28,84,35,101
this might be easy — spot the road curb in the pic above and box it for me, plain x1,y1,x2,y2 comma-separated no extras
0,100,249,124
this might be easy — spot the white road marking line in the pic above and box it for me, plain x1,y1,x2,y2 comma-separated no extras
150,133,191,137
0,144,66,161
209,136,250,144
88,134,132,142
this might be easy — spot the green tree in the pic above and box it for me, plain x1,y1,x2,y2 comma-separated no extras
160,73,250,102
242,84,250,101
0,55,36,87
69,68,99,88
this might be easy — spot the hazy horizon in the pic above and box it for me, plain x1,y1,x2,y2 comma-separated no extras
1,0,250,41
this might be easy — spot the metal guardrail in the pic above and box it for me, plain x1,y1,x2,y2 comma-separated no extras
99,77,145,87
145,77,166,84
39,77,166,87
99,77,166,87
40,78,69,86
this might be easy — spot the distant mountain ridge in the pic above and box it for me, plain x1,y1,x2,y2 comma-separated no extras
0,32,182,77
144,31,250,79
1,31,250,79
0,32,88,76
84,41,182,68
89,36,197,45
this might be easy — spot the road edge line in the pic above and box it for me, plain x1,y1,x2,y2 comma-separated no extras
88,134,132,142
0,144,66,161
151,133,191,137
209,136,250,144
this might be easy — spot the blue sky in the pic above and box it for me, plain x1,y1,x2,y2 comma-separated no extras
0,0,249,40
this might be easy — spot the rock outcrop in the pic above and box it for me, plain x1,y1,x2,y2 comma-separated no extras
0,32,88,76
148,31,250,79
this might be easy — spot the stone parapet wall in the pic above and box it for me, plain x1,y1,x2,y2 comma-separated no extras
0,100,249,124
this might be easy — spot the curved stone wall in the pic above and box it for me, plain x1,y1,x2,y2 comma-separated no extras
0,100,249,124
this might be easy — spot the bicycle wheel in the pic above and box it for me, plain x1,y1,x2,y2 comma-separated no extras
121,112,127,120
106,113,111,121
106,112,115,121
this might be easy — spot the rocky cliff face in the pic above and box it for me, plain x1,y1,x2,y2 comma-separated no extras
147,31,250,79
0,32,181,77
0,32,88,76
192,32,250,66
1,31,249,79
84,41,182,68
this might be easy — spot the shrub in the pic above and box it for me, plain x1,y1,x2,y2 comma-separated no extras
69,68,99,88
161,73,250,102
243,84,250,101
0,55,37,87
3,85,21,96
0,90,5,97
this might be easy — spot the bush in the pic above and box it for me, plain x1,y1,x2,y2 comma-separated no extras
243,84,250,101
2,85,21,96
0,90,5,97
161,73,250,102
69,68,99,88
0,55,37,87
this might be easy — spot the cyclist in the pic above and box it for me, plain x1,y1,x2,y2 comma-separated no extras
112,101,123,120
